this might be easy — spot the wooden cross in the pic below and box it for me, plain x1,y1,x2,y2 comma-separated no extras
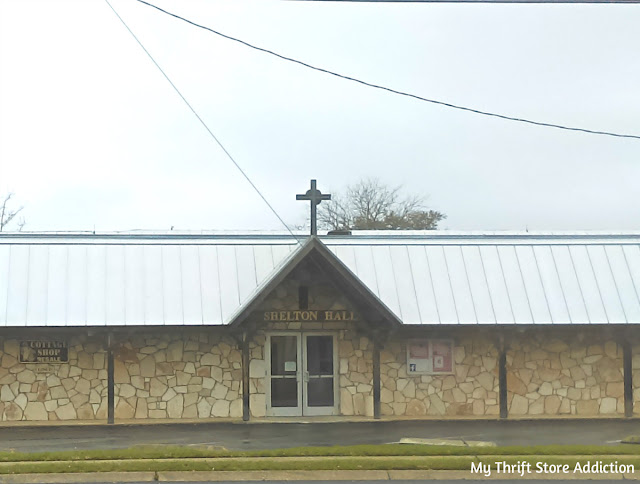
296,179,331,236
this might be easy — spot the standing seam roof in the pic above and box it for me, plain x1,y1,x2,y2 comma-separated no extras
1,232,640,326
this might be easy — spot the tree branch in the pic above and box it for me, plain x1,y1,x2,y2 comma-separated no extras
318,179,445,231
0,193,25,232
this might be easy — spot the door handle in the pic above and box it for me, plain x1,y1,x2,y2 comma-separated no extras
303,371,309,382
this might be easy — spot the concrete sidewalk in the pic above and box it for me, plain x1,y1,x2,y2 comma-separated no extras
0,470,639,482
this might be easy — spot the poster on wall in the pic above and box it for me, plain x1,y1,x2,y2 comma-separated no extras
407,339,453,375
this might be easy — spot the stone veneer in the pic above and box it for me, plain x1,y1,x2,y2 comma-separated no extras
380,334,500,417
1,335,107,421
248,273,374,417
507,332,624,416
0,325,635,421
246,322,374,417
113,331,243,419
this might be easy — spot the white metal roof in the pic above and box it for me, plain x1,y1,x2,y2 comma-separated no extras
0,234,298,327
325,236,640,325
1,231,640,326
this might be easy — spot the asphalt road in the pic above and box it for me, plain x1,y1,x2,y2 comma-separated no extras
25,481,627,484
1,419,640,453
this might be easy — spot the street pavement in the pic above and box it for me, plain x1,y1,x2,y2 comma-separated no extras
0,478,633,484
1,419,640,453
1,482,625,484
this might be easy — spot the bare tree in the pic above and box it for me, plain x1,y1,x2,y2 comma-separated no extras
318,179,445,231
0,193,25,231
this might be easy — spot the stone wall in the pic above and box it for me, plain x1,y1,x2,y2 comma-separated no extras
113,331,243,419
380,334,500,417
1,325,635,422
0,335,107,421
249,275,374,417
507,332,624,416
247,321,374,417
338,332,373,416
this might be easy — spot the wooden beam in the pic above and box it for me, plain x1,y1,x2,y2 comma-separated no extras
107,332,114,424
242,330,251,421
498,336,508,419
624,339,633,418
372,337,381,419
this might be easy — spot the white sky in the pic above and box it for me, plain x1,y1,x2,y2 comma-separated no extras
1,0,639,232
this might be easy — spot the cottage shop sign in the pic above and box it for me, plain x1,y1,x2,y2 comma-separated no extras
260,310,359,322
19,340,68,363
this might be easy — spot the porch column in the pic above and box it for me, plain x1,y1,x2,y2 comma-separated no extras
498,335,508,419
107,332,115,425
373,338,381,419
623,338,633,417
242,330,251,421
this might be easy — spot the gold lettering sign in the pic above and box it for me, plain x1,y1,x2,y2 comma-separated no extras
19,341,68,363
261,310,359,322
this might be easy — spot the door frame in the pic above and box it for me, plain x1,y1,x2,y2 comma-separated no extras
265,332,303,417
265,331,339,417
302,332,340,416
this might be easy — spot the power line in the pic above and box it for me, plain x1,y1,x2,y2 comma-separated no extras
104,0,302,243
295,0,640,3
134,0,640,141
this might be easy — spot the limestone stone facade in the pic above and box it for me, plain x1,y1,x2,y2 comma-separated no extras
507,331,624,416
246,322,374,417
249,276,374,417
0,335,107,421
380,334,500,417
0,309,637,422
113,331,243,419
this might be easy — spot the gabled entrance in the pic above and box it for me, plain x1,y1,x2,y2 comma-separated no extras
229,236,401,421
266,332,337,416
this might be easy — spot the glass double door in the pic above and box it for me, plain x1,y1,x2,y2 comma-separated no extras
267,333,337,416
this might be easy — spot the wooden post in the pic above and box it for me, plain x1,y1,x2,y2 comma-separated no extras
499,335,508,419
242,331,251,421
624,339,633,418
107,332,115,424
373,336,381,419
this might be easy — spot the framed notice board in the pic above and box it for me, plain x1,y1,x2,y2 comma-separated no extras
406,339,453,375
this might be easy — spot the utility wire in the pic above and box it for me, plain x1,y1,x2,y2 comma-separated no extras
105,0,302,243
297,0,640,3
134,0,640,141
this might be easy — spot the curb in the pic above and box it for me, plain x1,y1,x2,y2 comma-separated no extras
1,415,638,429
1,470,639,482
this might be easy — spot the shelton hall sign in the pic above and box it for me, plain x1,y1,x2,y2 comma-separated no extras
259,310,360,322
19,340,69,363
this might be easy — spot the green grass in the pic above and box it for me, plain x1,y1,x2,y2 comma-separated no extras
1,444,640,474
2,443,640,463
0,455,639,475
0,456,475,474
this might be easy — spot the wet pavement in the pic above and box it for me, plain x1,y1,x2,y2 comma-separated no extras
1,419,640,453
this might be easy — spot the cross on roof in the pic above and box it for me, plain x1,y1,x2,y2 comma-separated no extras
296,179,331,236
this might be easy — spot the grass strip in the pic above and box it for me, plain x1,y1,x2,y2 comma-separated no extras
0,455,639,475
0,456,476,474
2,444,640,463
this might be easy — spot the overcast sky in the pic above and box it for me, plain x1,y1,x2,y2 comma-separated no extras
0,0,638,233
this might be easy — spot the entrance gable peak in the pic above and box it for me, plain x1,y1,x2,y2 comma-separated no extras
228,237,401,331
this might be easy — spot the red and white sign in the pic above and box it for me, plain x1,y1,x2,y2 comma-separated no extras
407,339,453,375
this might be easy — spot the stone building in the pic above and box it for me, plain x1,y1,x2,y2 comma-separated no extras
1,231,639,423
